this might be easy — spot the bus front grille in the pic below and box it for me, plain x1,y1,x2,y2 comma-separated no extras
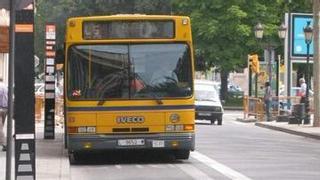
131,128,149,132
112,127,149,133
113,128,130,132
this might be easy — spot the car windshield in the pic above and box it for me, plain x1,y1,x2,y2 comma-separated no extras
195,85,219,102
67,43,193,100
195,90,219,102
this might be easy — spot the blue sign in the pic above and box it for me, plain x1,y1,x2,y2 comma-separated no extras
291,14,313,57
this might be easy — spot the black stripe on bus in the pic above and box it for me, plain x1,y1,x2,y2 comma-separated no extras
67,105,194,112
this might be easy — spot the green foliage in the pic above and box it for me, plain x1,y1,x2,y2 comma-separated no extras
34,0,312,78
172,0,311,100
172,0,311,72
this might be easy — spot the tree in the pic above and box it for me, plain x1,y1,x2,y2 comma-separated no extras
172,0,311,100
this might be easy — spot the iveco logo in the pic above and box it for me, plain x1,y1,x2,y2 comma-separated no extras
116,116,145,123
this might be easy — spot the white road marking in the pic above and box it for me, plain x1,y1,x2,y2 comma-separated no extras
191,151,252,180
231,121,250,126
115,165,122,169
149,164,162,168
176,163,214,180
136,165,143,169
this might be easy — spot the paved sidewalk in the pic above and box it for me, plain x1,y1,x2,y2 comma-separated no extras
0,122,69,180
255,121,320,140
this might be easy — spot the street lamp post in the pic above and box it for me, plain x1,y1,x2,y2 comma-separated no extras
303,21,313,124
254,22,287,95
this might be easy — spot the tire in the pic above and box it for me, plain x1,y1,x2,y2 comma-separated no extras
69,152,80,165
175,150,190,160
210,119,216,125
217,116,223,125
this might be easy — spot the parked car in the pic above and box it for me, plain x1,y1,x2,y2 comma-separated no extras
227,83,243,98
194,80,224,125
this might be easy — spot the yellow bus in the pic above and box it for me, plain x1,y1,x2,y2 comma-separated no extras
61,15,195,163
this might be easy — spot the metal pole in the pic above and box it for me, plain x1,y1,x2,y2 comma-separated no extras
255,74,258,97
6,0,16,179
249,66,252,96
287,6,292,98
276,55,280,96
305,43,310,124
268,48,272,84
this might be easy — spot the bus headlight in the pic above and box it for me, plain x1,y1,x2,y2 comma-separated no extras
166,124,184,131
78,126,87,133
87,126,96,133
77,126,96,133
166,125,175,131
174,125,184,131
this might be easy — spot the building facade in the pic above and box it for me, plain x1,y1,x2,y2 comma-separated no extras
0,8,9,84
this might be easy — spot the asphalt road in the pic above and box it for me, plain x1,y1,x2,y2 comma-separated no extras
68,110,320,180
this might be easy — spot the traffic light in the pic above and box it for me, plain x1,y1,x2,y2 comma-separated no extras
248,54,260,73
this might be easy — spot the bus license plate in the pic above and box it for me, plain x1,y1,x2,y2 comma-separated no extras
152,140,165,148
118,139,145,146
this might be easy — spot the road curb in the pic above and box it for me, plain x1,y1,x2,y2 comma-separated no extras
255,122,320,140
236,118,257,123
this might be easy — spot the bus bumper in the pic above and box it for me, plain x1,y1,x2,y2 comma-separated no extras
68,133,195,152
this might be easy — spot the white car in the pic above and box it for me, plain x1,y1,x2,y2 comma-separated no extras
194,80,224,125
194,79,220,94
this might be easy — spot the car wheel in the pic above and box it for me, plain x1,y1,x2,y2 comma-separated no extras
174,150,190,160
217,116,222,125
210,119,216,125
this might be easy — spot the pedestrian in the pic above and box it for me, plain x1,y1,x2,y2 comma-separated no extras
264,82,272,121
298,78,307,104
0,77,8,151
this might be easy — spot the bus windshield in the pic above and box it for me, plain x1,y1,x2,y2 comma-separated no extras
67,43,193,100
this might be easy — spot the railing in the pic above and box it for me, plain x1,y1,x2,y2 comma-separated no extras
243,96,264,121
243,95,314,121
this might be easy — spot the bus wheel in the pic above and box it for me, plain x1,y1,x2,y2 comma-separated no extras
69,152,79,165
174,150,190,160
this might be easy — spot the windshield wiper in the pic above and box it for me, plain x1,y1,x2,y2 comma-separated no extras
97,98,107,106
144,86,163,105
151,93,163,105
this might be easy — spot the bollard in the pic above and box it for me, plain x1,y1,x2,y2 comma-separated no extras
290,104,305,124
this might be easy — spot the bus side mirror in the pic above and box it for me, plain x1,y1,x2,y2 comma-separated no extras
55,48,65,64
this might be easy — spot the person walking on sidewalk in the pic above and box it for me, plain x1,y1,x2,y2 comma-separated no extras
298,78,307,104
264,82,272,121
0,78,8,151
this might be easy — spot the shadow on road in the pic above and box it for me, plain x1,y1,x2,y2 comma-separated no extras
72,150,185,165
